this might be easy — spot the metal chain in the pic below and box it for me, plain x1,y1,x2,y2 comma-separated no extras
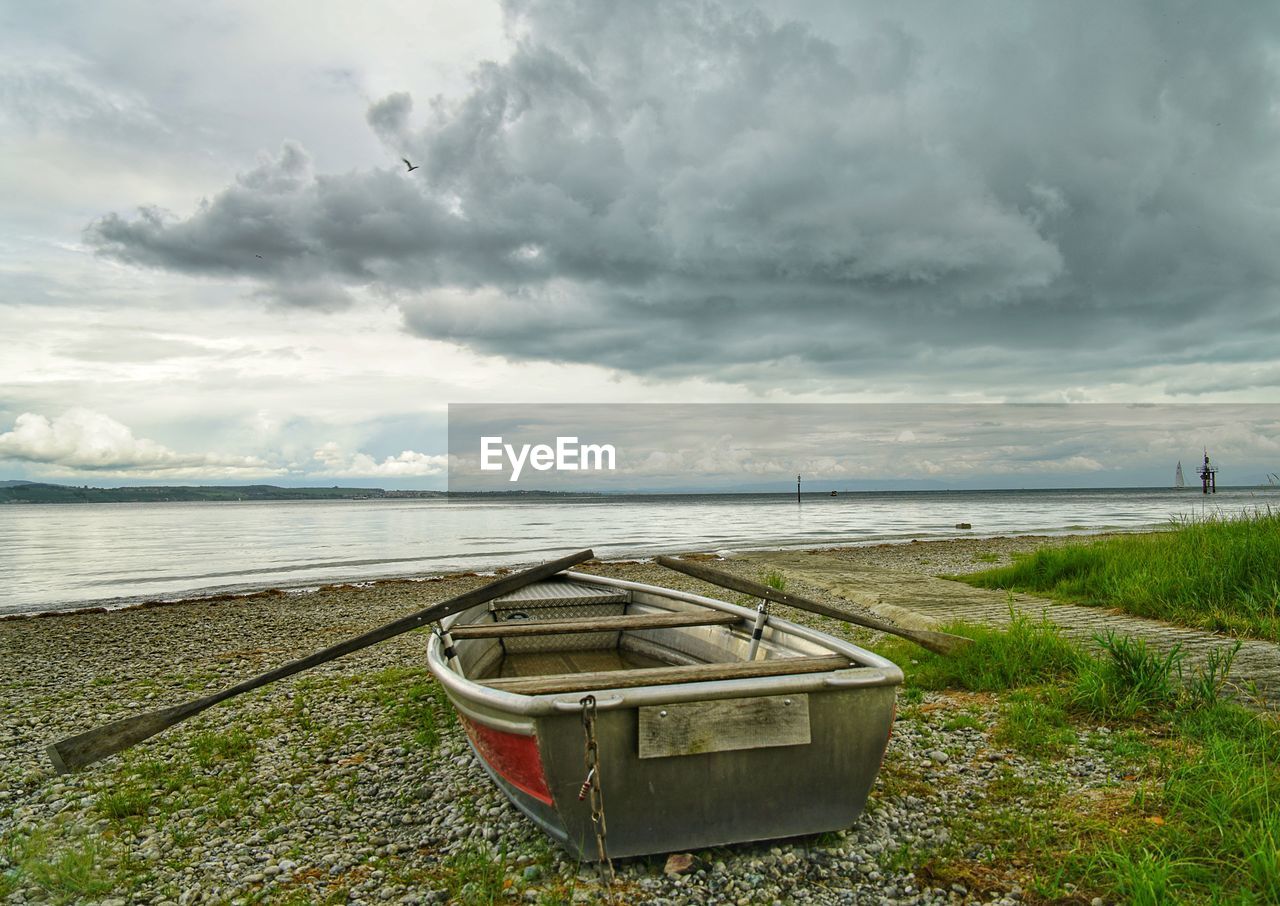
579,694,616,890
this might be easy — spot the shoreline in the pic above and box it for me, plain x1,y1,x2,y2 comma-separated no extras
0,529,1140,624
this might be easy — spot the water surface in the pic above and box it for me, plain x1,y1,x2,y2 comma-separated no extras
1,487,1272,615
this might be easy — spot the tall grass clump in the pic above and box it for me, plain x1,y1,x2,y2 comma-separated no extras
1073,632,1185,719
1186,642,1241,706
442,842,505,905
881,608,1085,692
96,787,151,821
1088,848,1196,906
762,570,787,591
961,509,1280,640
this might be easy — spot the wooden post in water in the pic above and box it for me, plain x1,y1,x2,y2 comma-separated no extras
796,474,801,504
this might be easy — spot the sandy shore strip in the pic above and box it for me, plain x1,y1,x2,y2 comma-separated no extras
1,535,1116,905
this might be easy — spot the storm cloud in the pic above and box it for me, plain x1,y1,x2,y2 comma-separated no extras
84,0,1280,392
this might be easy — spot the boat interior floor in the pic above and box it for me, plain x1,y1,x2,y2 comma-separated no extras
487,648,671,680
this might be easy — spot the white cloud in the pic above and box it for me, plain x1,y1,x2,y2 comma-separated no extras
312,441,448,477
0,411,455,482
0,409,278,477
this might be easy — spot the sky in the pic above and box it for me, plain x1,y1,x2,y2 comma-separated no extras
447,403,1280,491
3,1,1279,488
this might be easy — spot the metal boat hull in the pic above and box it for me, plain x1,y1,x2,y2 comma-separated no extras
426,571,902,859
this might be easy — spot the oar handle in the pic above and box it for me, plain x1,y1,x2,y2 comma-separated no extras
47,548,594,773
654,555,972,656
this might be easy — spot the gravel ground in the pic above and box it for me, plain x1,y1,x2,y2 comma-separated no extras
1,537,1121,905
732,534,1095,578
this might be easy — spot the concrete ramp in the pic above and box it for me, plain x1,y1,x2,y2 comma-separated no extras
734,550,1280,707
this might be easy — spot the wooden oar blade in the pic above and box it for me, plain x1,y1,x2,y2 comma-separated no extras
46,548,594,773
900,627,972,656
655,554,973,656
48,700,204,774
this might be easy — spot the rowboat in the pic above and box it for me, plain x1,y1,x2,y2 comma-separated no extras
425,570,903,859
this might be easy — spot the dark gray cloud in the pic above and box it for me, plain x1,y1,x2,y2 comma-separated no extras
83,0,1280,393
366,92,413,144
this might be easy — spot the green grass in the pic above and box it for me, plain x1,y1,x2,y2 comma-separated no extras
942,712,984,731
191,727,254,768
875,607,1085,692
734,568,788,609
28,840,117,901
211,788,245,821
960,509,1280,640
1059,700,1280,902
995,691,1075,757
1186,642,1241,706
886,607,1280,903
368,666,453,751
1072,632,1185,720
97,787,151,821
441,843,505,905
2,832,118,903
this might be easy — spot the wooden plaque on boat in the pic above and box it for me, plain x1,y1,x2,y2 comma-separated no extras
637,694,811,759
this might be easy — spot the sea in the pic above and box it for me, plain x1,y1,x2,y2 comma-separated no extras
1,487,1275,617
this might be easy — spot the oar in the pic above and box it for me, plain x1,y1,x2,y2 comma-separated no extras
655,555,972,656
47,549,594,773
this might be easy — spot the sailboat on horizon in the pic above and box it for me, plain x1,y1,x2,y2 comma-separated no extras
1175,461,1186,489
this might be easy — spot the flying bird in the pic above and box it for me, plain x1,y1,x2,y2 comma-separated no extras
401,158,419,172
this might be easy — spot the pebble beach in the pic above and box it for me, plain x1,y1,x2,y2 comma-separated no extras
1,535,1120,906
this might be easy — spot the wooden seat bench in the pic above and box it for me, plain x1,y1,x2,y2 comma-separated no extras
448,611,742,640
480,654,852,695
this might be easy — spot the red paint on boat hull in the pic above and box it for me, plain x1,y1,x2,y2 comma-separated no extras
459,715,554,806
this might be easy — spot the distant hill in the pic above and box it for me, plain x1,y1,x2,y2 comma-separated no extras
0,483,596,504
0,483,408,504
